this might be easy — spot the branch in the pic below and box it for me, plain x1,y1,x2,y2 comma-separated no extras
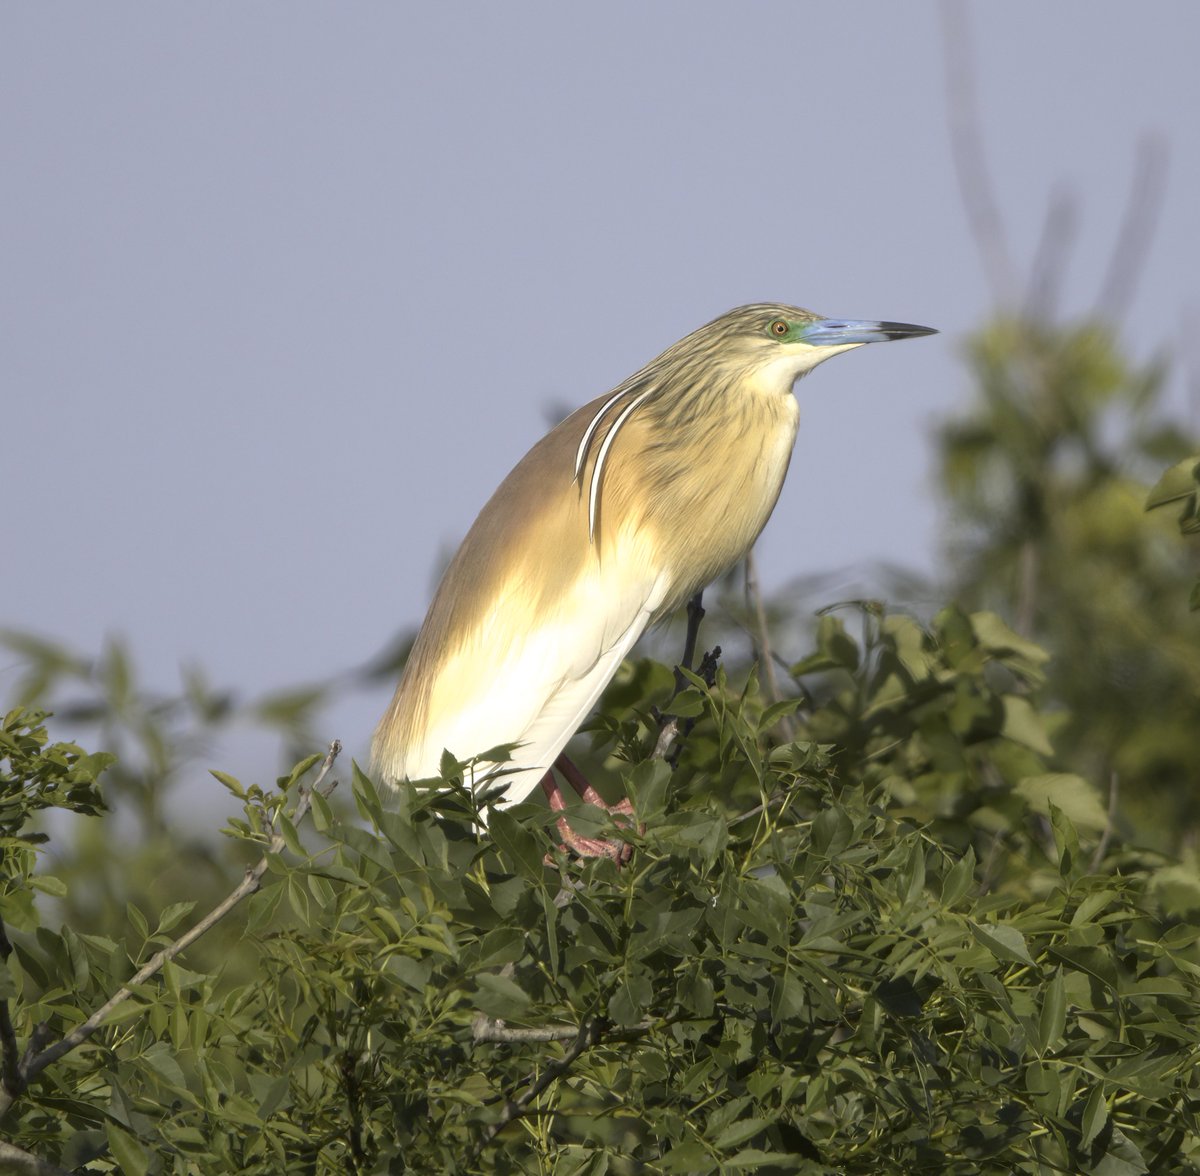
1024,185,1078,323
1014,538,1040,639
471,1017,603,1155
652,591,721,768
0,1140,73,1176
0,740,342,1121
652,718,680,762
673,591,706,696
940,0,1017,306
1095,134,1168,323
743,551,782,706
664,644,721,771
1090,770,1120,872
472,1015,580,1043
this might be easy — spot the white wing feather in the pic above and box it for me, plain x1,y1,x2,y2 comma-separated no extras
398,551,670,807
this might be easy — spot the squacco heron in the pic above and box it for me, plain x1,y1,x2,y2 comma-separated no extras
372,304,935,854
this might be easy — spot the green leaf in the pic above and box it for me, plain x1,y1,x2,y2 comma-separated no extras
760,697,805,730
1000,696,1054,756
610,966,653,1026
155,901,197,936
710,1117,770,1150
472,972,532,1019
105,1124,149,1176
660,1141,716,1173
29,874,67,897
629,758,671,822
1050,802,1082,878
970,610,1050,666
664,688,705,718
810,805,854,857
210,769,246,798
1036,968,1066,1051
489,807,545,881
1080,1084,1109,1150
100,1001,150,1027
1016,773,1109,831
817,614,860,669
439,747,462,781
1047,945,1117,988
1090,1128,1149,1176
126,902,149,940
309,787,333,832
940,847,976,907
276,812,305,858
969,921,1035,965
282,752,323,790
1145,456,1200,510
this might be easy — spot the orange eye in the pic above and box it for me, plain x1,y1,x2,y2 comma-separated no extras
770,320,788,336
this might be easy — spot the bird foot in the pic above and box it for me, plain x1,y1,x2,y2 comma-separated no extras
540,755,635,864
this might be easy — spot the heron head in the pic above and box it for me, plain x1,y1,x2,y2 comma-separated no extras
688,303,937,394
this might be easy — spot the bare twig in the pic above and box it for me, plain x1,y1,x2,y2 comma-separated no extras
652,718,680,762
472,1017,602,1154
1090,771,1120,871
0,740,342,1120
940,0,1018,306
472,1016,580,1044
743,550,801,749
1096,135,1168,323
653,590,721,769
472,1013,656,1045
673,591,706,696
665,645,721,770
1015,539,1039,638
744,551,783,707
1024,186,1078,323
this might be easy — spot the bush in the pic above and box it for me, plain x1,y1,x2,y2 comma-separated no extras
4,605,1200,1173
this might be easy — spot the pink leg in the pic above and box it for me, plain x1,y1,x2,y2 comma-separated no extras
555,754,633,817
540,762,632,863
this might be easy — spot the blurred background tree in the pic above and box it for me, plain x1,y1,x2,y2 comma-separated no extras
936,313,1199,848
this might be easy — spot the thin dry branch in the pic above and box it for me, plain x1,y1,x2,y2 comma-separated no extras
1096,134,1168,323
0,739,342,1121
1024,186,1078,323
652,718,680,762
1015,538,1040,639
940,0,1017,306
472,1016,580,1044
654,590,721,768
471,1017,603,1155
1090,771,1120,872
744,550,783,708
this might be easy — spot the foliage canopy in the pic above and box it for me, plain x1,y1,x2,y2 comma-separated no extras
4,598,1200,1173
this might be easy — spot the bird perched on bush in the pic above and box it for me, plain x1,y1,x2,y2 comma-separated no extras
373,303,935,854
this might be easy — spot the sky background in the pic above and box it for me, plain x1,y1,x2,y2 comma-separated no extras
3,3,1199,796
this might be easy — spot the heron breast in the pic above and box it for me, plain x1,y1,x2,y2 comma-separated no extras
630,397,800,614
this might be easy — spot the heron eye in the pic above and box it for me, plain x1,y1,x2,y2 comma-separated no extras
770,319,788,337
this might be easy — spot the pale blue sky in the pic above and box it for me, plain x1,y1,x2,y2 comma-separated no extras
3,3,1198,781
